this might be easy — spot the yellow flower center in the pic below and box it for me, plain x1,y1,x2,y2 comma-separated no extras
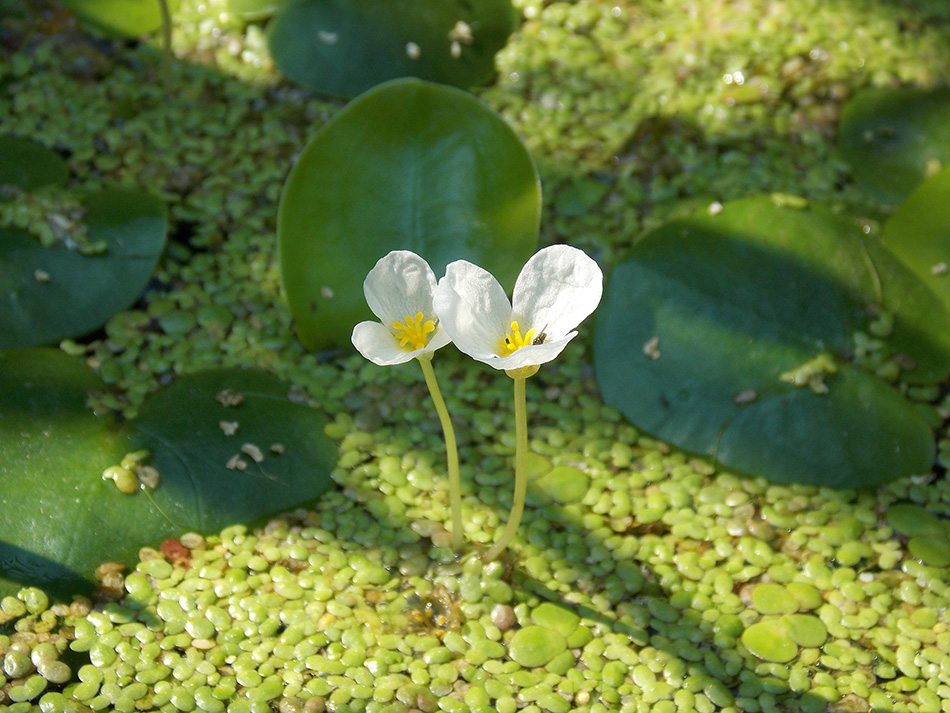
497,321,538,357
393,311,435,351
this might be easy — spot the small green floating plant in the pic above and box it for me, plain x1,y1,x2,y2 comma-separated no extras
352,245,603,560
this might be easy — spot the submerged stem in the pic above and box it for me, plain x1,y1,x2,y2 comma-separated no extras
418,357,463,552
483,376,528,562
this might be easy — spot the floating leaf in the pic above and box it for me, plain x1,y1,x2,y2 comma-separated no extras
58,0,179,37
838,87,950,204
0,350,337,598
278,78,540,351
741,618,797,663
886,503,944,538
267,0,517,98
126,369,337,534
882,164,950,310
593,196,940,487
0,136,69,195
0,189,167,348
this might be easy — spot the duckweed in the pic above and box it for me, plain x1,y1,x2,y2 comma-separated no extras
507,626,568,669
2,0,950,711
750,583,799,615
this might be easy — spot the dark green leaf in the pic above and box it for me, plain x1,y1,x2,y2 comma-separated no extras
838,87,950,204
0,349,127,597
593,196,939,487
0,351,337,598
0,189,167,348
882,164,950,311
278,78,540,351
267,0,517,98
127,369,337,534
0,135,69,195
864,235,950,384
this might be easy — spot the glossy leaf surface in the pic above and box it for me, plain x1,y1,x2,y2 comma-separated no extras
594,196,940,487
279,78,540,350
267,0,517,97
0,352,337,598
883,164,950,311
0,189,167,348
0,136,69,195
838,87,950,204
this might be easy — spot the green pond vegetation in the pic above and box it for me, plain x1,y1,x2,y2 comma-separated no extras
2,0,950,712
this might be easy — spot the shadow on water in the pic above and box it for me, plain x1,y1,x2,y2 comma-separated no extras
330,350,857,713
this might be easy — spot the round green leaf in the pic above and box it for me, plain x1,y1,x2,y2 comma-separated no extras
127,369,337,533
0,189,167,348
886,503,943,538
0,349,122,597
58,0,179,37
278,78,540,351
267,0,517,98
0,352,337,598
883,164,950,311
781,614,827,648
593,196,938,487
0,136,69,195
838,87,950,204
864,234,950,384
908,535,950,567
741,618,798,663
715,367,934,487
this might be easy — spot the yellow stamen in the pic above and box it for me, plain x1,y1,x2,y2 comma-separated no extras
497,321,537,357
393,311,435,351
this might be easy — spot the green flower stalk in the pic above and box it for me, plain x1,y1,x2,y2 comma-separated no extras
434,245,603,561
351,251,463,551
483,371,530,561
417,355,463,552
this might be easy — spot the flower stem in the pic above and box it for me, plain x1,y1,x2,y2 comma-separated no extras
418,357,463,552
484,376,528,562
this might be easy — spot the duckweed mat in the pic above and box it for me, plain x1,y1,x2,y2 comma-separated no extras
3,381,950,713
3,0,950,712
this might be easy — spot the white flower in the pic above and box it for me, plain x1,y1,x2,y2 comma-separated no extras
352,251,451,366
433,245,603,372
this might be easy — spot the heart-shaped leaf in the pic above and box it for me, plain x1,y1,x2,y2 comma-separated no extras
0,350,337,599
0,136,69,195
593,196,942,487
0,189,167,348
267,0,517,98
838,87,950,204
882,164,950,310
278,78,540,351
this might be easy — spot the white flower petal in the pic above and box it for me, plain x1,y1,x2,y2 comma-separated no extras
474,332,577,371
351,321,418,365
511,245,603,339
363,250,438,328
434,259,512,360
426,327,452,353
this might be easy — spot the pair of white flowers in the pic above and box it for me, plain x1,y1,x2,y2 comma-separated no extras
351,245,603,374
